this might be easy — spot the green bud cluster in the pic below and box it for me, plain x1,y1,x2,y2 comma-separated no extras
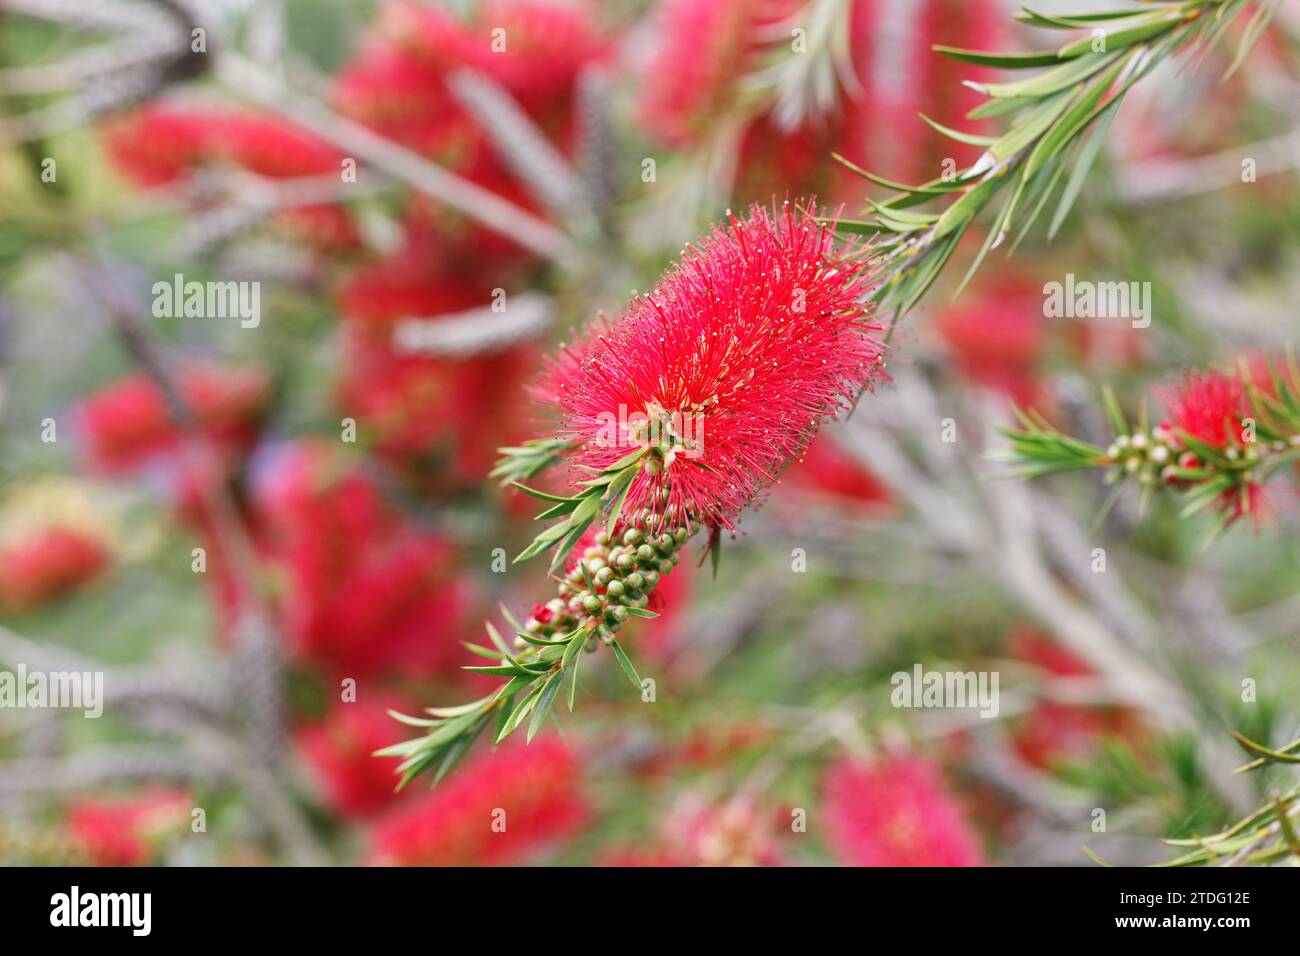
518,510,690,651
1106,426,1273,487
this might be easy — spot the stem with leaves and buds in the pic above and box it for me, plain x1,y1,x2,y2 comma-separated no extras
995,358,1300,539
382,442,696,787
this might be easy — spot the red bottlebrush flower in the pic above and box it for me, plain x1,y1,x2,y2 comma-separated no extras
461,1,606,110
77,364,270,473
782,432,892,510
840,0,1003,184
256,444,473,678
367,737,587,865
378,1,475,72
935,274,1048,408
1007,628,1145,772
297,698,411,819
1152,370,1280,528
65,788,192,866
334,40,485,164
526,312,615,419
214,114,343,179
1157,369,1251,450
659,794,784,866
821,754,984,867
554,201,886,530
102,107,211,186
0,527,109,612
639,0,778,147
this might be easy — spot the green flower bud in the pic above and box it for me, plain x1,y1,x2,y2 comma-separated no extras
581,594,602,613
637,544,656,563
643,569,660,589
594,566,615,586
606,580,626,599
623,528,644,546
623,572,645,591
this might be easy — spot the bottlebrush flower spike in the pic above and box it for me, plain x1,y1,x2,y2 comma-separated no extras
389,200,884,788
545,199,886,536
997,358,1300,537
367,737,587,866
0,527,110,613
1156,369,1250,450
822,754,984,867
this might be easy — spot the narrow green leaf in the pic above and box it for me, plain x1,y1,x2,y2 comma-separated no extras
608,638,642,692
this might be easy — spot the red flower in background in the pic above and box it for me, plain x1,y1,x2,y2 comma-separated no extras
639,0,784,147
297,698,412,819
367,736,587,865
1007,628,1145,772
558,201,886,530
65,788,192,866
822,754,984,866
102,108,212,186
0,527,109,612
254,444,473,679
335,230,536,485
77,364,270,473
102,106,359,250
340,0,603,175
603,792,784,866
840,0,1004,185
935,274,1048,409
334,38,486,163
782,432,893,510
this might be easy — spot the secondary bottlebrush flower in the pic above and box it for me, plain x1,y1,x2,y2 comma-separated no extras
821,754,984,867
1157,369,1251,450
553,201,885,531
65,788,192,866
255,444,474,678
297,697,413,819
77,365,270,473
1006,628,1144,772
102,107,212,186
367,737,587,865
779,432,892,511
659,793,784,866
935,275,1047,408
639,0,776,146
0,527,109,612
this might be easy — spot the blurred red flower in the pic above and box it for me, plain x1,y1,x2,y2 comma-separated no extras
255,444,473,678
935,274,1048,409
102,107,212,187
65,788,192,866
0,527,109,612
1007,628,1145,772
77,364,270,474
297,697,412,819
783,432,893,511
367,736,587,865
822,753,984,866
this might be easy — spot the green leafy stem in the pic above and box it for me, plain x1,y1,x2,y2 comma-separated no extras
831,0,1276,327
